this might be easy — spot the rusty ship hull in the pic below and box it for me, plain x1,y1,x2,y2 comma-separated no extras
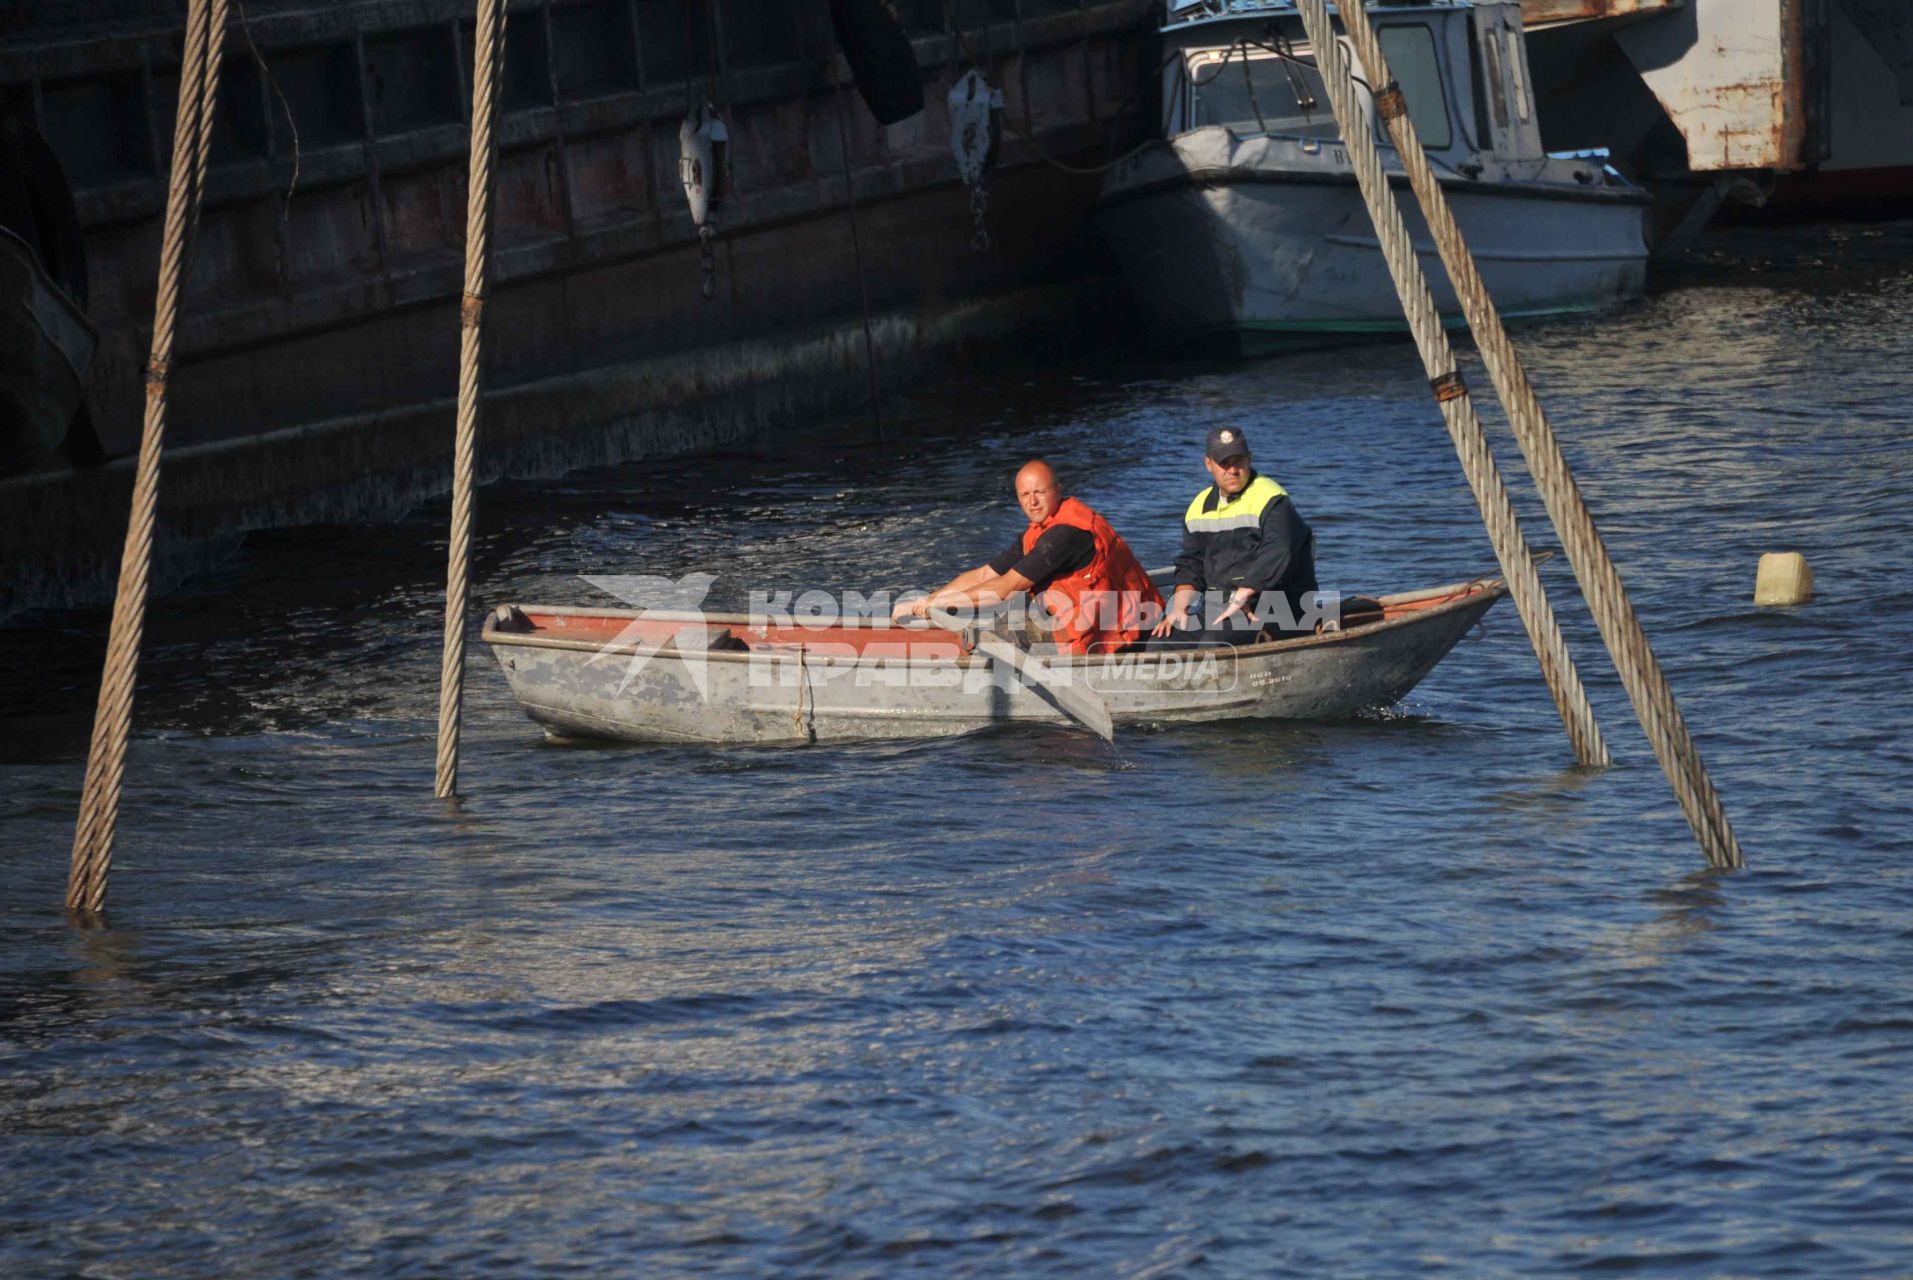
0,0,1156,618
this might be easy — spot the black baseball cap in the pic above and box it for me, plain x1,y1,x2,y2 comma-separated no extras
1205,426,1251,463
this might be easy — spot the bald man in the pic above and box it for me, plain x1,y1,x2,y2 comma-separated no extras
895,460,1164,656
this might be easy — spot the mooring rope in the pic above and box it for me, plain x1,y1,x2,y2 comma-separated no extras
1314,0,1742,870
434,0,507,800
793,644,815,743
67,0,231,916
1289,0,1606,769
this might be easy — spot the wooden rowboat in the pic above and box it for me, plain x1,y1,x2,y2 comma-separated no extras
481,575,1506,745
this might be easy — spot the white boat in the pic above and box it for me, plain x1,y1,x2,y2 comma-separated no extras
1092,0,1650,353
482,573,1506,745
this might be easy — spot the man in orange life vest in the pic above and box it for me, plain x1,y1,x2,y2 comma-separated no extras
893,459,1165,655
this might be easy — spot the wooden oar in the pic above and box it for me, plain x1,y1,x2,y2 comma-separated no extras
922,608,1115,742
974,631,1115,742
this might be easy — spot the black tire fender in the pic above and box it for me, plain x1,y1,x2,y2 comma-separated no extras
829,0,926,126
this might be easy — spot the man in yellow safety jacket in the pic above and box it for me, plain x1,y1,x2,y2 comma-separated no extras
1150,426,1318,648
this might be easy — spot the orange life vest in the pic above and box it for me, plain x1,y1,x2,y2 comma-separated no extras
1021,496,1164,655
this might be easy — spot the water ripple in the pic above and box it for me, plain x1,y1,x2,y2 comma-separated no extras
3,224,1913,1276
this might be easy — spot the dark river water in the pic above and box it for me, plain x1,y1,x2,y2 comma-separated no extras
4,223,1912,1277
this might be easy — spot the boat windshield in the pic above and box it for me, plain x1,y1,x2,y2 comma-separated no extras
1375,24,1454,150
1187,51,1336,139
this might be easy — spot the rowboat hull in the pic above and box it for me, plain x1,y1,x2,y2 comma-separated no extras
482,577,1505,745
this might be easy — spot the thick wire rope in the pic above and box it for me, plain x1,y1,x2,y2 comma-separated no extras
1289,0,1607,769
434,0,508,799
67,0,231,917
1319,0,1741,869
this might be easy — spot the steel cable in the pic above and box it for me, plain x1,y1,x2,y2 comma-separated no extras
1290,0,1607,769
67,0,230,916
435,0,508,799
1320,0,1741,869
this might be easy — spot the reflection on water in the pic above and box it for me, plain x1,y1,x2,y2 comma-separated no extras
2,224,1912,1276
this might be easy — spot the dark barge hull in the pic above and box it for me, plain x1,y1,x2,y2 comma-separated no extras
0,1,1155,618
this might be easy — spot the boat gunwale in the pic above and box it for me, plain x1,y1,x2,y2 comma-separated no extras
481,576,1508,668
1094,157,1655,215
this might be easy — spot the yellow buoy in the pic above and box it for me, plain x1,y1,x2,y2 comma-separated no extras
1754,552,1813,606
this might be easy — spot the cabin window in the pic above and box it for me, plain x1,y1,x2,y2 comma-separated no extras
1503,29,1532,123
1465,23,1493,148
1479,24,1511,132
1186,51,1334,139
1376,24,1451,150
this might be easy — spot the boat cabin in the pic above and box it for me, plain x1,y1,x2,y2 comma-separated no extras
1161,0,1547,175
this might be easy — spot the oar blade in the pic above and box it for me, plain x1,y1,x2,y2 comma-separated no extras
973,633,1115,742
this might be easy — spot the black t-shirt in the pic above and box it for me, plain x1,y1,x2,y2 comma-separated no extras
988,524,1096,589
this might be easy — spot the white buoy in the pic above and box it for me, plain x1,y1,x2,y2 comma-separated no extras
1754,552,1813,606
